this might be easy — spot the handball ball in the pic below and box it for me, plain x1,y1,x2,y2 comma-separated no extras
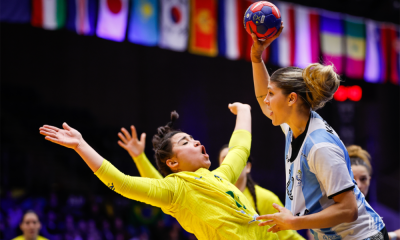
244,1,281,41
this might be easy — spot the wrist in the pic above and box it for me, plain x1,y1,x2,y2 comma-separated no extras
251,53,263,63
74,138,86,152
132,151,145,160
288,216,301,230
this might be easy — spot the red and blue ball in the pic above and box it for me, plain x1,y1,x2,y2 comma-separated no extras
244,1,281,40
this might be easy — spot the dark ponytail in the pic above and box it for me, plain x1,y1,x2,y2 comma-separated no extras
246,156,259,215
152,111,181,177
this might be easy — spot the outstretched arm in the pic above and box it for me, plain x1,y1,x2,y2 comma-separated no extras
39,123,104,172
251,23,283,119
39,123,173,208
213,103,252,184
118,126,163,179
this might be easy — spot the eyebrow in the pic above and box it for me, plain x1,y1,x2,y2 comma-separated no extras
178,135,193,144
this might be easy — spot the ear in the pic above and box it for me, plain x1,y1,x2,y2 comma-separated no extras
288,92,298,106
246,162,252,174
166,158,179,172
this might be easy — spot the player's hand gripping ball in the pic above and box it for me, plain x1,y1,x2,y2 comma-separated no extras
244,1,281,41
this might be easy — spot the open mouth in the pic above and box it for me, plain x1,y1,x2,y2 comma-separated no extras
201,145,206,154
201,145,209,158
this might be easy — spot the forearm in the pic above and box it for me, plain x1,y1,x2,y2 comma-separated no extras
252,61,272,118
132,153,163,179
95,160,172,208
252,61,270,97
75,139,105,172
291,203,356,230
234,108,252,133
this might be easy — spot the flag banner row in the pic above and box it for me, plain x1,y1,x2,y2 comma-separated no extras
1,0,399,84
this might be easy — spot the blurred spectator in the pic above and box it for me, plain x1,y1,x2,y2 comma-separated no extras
12,210,48,240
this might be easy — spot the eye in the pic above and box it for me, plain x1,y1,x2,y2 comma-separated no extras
183,142,188,145
360,177,367,182
269,91,273,96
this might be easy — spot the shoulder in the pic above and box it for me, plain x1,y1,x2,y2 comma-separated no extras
38,236,50,240
11,236,24,240
255,185,283,206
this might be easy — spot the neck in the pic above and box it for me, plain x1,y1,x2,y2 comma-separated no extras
235,176,247,192
24,235,37,240
287,108,311,139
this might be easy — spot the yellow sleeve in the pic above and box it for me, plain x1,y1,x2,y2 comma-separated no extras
133,152,163,179
95,160,174,209
255,186,306,240
212,129,251,184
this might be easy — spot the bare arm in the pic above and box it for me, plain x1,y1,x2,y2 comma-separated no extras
39,123,104,172
250,24,283,118
257,190,357,232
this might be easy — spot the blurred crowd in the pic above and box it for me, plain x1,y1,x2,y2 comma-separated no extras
0,191,197,240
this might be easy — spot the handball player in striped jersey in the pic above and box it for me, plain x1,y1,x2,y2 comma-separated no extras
249,24,388,239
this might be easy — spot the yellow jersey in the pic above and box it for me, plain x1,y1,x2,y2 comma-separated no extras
95,130,277,240
12,236,49,240
131,132,305,240
244,186,305,240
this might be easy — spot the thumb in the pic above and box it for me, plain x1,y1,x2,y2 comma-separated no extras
140,133,146,143
251,32,258,43
272,203,283,212
63,122,72,130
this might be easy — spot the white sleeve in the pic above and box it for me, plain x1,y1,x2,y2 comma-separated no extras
308,143,355,199
280,123,290,136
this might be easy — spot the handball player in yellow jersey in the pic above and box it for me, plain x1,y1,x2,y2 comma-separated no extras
115,129,305,240
40,103,278,240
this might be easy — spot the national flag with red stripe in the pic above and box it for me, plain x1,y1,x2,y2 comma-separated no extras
32,0,66,30
189,0,218,57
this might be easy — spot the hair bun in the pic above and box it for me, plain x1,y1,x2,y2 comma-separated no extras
168,111,179,127
302,63,341,110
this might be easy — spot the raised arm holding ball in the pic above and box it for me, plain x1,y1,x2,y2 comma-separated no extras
248,15,389,240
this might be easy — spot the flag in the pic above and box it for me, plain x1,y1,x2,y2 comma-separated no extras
159,0,189,52
364,20,389,83
388,24,399,85
320,11,344,74
344,16,366,79
128,0,159,46
96,0,129,42
218,0,244,60
189,0,218,57
0,0,31,23
66,0,97,35
32,0,66,30
270,1,295,67
294,5,319,69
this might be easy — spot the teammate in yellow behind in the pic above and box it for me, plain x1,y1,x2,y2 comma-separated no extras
12,210,49,240
218,146,305,240
39,103,279,240
116,129,305,240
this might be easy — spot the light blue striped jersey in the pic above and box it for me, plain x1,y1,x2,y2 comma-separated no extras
281,111,384,239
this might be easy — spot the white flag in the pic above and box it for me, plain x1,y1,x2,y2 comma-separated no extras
96,0,129,42
159,0,189,51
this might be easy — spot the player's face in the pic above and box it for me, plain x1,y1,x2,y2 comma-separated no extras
351,165,371,197
264,82,291,126
20,213,41,238
170,132,211,172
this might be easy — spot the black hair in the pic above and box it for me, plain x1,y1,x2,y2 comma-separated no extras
152,111,182,177
20,210,39,224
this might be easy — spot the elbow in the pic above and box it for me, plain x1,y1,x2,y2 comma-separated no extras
345,206,358,223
